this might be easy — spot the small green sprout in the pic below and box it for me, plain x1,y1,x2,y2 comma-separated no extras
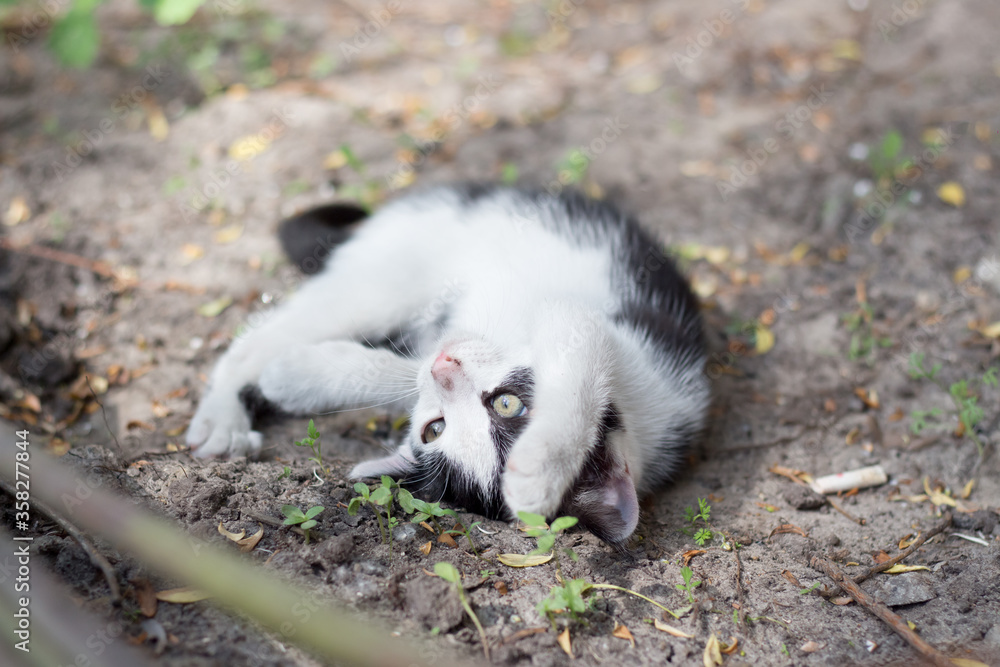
799,581,822,595
676,566,700,606
683,498,714,546
277,466,292,480
282,504,324,544
294,419,322,467
397,488,480,557
909,352,997,458
349,476,401,561
842,303,892,364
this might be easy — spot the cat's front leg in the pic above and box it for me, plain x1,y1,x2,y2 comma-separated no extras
258,341,419,413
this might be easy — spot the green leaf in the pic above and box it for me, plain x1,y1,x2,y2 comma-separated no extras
369,487,392,506
353,482,370,499
433,562,460,584
532,534,555,555
281,505,303,519
396,488,415,513
880,130,903,161
154,0,205,25
550,516,578,533
380,475,395,489
307,419,319,439
49,10,100,68
347,497,362,516
304,506,325,519
410,512,430,524
517,511,547,528
300,519,317,530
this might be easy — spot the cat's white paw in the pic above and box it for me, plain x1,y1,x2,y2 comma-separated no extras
501,464,563,519
186,392,262,458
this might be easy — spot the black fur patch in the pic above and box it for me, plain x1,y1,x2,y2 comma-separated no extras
278,203,368,274
557,404,630,545
407,449,508,520
238,383,285,426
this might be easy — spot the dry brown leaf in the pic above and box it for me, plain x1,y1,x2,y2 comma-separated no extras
155,587,211,603
557,627,573,658
937,181,965,207
682,549,706,566
854,387,880,409
237,527,264,553
654,619,694,638
781,570,802,588
419,521,436,534
950,659,991,667
769,465,812,486
769,524,809,540
419,541,432,555
719,637,739,654
899,533,919,549
960,479,975,499
17,393,41,413
831,596,854,605
127,421,156,431
873,550,891,564
217,522,246,542
800,640,824,653
151,401,172,418
612,622,635,647
755,502,779,512
883,564,930,574
703,633,723,667
497,553,553,567
132,578,158,618
494,581,508,596
214,224,244,244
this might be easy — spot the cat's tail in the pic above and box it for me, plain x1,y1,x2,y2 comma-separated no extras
277,203,368,274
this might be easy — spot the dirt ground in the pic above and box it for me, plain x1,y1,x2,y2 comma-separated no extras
2,0,1000,665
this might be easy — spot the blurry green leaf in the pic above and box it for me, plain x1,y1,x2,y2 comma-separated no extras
517,511,547,528
550,516,578,533
49,10,100,68
304,506,325,519
300,519,317,530
154,0,205,25
433,562,460,584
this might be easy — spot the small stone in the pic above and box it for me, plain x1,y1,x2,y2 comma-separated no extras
783,486,826,510
392,523,417,543
405,577,464,631
864,572,936,607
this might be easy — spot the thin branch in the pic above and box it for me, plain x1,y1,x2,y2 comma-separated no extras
810,556,953,667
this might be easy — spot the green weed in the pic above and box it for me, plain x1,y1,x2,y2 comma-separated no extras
281,504,324,545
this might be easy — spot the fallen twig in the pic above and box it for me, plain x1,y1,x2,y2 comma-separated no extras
810,555,953,667
826,497,865,525
0,477,122,605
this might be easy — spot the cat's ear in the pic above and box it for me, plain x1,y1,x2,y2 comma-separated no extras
560,437,640,545
278,203,368,274
349,443,416,479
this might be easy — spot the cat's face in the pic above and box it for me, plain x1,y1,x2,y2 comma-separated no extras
405,336,534,519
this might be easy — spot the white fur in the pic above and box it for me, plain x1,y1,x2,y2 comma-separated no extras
187,187,709,539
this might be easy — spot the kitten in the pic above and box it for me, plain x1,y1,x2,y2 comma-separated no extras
186,184,709,544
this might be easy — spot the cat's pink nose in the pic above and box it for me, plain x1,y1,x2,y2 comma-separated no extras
431,351,461,390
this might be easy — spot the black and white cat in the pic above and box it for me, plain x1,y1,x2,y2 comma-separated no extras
185,184,709,543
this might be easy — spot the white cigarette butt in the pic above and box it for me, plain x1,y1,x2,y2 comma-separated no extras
810,465,887,494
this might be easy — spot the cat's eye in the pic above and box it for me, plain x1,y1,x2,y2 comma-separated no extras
491,393,527,418
421,418,446,443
